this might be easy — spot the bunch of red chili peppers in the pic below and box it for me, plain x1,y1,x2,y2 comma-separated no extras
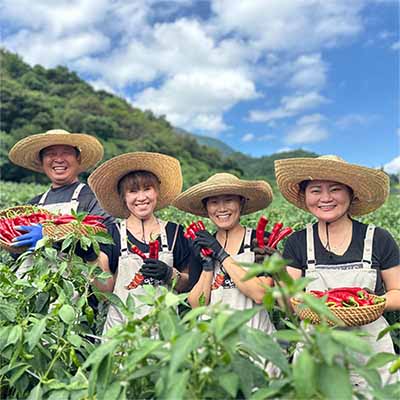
127,240,160,289
0,210,106,245
310,287,385,307
184,221,213,256
256,215,293,249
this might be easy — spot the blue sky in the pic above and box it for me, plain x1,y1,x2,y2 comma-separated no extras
1,0,399,172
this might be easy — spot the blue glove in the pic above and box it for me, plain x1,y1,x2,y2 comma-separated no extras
12,225,43,251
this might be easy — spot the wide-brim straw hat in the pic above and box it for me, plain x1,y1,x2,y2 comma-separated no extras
275,155,390,216
173,173,273,217
88,152,183,218
8,129,104,173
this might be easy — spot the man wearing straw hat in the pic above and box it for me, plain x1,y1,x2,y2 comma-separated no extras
275,155,399,387
8,129,114,253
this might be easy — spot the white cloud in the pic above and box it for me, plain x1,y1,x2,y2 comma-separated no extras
336,113,379,129
133,70,258,133
391,41,400,50
242,133,255,142
249,92,328,123
288,54,327,89
284,114,329,145
384,156,400,174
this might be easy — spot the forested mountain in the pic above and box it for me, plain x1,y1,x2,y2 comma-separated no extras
0,49,316,187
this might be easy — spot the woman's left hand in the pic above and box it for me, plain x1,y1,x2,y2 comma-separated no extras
140,258,173,283
194,230,229,264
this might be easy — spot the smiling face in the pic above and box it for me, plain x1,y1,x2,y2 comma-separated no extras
205,194,242,230
119,171,160,220
304,180,352,223
40,145,81,188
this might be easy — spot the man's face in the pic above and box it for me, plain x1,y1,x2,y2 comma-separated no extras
41,145,81,188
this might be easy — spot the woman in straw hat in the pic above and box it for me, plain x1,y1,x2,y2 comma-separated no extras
275,155,399,386
8,129,113,260
88,152,190,331
173,173,276,334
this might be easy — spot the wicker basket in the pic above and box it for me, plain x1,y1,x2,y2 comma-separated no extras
42,222,107,241
0,206,54,254
290,295,386,327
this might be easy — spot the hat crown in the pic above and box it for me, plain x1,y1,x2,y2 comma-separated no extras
317,155,346,163
206,173,240,184
44,129,71,135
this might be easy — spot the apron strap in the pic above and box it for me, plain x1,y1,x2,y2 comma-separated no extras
38,188,51,206
362,224,375,269
170,224,180,253
119,220,129,256
306,223,316,270
70,183,85,212
157,219,169,251
243,227,253,253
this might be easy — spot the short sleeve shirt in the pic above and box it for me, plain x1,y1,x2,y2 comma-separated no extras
282,220,399,295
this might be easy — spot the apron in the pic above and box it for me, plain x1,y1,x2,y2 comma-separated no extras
103,219,177,333
38,183,85,215
304,223,399,387
210,228,278,376
16,184,86,277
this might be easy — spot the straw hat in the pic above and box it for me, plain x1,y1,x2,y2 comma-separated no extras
275,155,390,216
88,152,183,218
8,129,104,173
173,173,273,217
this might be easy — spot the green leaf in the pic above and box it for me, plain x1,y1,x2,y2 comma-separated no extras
249,387,282,400
169,332,204,375
240,328,289,374
317,363,352,400
302,294,342,325
101,382,122,400
125,339,163,372
293,349,316,398
164,370,189,400
83,339,118,369
377,322,400,340
67,334,83,348
0,303,17,321
219,372,239,397
159,309,178,340
331,330,371,355
180,306,208,324
34,292,50,313
26,383,43,400
366,352,398,370
216,307,259,341
273,329,303,342
59,304,75,324
315,332,343,365
27,317,47,351
165,292,181,307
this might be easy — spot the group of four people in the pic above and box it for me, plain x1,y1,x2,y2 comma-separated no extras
7,129,400,385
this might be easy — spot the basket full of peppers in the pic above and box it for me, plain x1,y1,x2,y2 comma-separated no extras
0,206,55,253
291,287,386,326
0,205,107,253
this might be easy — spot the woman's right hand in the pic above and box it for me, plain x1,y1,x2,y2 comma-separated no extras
194,230,229,264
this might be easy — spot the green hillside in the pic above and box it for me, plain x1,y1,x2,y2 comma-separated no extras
0,49,317,188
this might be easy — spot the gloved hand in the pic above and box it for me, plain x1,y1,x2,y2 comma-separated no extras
75,242,98,262
194,230,229,264
140,258,173,283
12,224,43,251
191,239,215,272
252,238,280,264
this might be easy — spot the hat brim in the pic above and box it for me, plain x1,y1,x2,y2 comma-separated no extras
173,180,273,217
88,152,183,218
9,132,104,173
275,158,389,216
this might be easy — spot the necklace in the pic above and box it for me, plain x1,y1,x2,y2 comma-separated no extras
319,222,352,253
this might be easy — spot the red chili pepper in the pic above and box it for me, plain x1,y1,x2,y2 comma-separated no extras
185,223,212,257
267,222,283,247
310,290,325,297
212,273,224,290
131,245,147,260
196,221,206,231
149,240,159,259
53,215,76,225
269,227,293,248
256,216,268,248
126,272,144,289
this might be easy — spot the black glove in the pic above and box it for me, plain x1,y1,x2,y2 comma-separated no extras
140,258,173,283
194,230,229,264
252,238,280,264
191,239,215,272
75,242,98,262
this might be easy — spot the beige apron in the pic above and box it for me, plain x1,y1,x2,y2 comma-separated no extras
305,223,399,387
16,184,85,277
210,227,276,334
103,219,176,333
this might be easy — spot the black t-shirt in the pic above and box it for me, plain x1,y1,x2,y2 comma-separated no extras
282,220,399,295
101,222,191,274
29,181,115,226
188,228,271,290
